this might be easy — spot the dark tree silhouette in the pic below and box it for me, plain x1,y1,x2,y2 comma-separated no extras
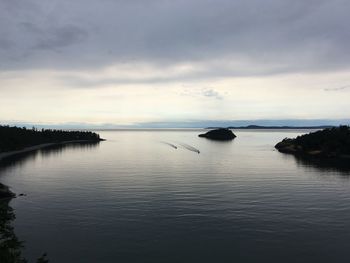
0,125,103,153
275,126,350,156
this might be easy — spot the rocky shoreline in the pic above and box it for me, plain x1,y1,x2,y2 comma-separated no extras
0,183,16,199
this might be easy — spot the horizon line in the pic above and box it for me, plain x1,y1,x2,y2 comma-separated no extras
1,119,350,129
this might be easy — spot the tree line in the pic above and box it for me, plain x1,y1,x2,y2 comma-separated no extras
292,126,350,155
0,125,102,153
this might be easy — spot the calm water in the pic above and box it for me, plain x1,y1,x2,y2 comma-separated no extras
1,130,350,262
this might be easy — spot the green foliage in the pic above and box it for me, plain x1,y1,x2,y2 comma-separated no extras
0,125,101,153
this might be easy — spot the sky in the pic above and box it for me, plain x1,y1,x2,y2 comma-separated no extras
1,0,350,128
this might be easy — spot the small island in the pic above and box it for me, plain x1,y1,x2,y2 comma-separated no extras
199,128,236,141
275,126,350,159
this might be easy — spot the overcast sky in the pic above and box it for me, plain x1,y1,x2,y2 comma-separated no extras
1,0,350,127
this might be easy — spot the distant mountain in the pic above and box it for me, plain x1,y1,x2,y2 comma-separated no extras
206,125,334,130
4,119,350,129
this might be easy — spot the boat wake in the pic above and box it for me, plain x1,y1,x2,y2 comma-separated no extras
160,141,178,149
178,143,200,154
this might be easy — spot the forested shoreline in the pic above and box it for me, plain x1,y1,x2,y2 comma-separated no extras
0,125,103,153
275,126,350,157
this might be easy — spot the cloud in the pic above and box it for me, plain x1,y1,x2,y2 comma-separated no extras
0,0,350,77
0,38,13,49
18,22,88,51
178,86,223,101
201,89,223,100
324,85,350,91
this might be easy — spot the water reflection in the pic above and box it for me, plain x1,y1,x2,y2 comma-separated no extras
39,141,100,156
2,131,350,262
0,198,50,263
0,141,100,262
293,154,350,174
0,142,100,173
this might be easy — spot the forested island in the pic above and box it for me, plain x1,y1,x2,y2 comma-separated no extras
199,128,236,140
275,126,350,158
0,125,104,153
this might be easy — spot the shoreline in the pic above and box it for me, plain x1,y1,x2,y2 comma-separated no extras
276,146,350,160
0,139,104,162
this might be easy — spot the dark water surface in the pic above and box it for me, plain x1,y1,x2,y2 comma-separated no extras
1,130,350,262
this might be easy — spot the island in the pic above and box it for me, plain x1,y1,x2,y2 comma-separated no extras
199,128,236,141
275,126,350,158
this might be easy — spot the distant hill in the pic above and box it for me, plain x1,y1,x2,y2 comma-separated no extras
205,125,334,130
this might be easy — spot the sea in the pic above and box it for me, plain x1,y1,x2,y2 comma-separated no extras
1,129,350,263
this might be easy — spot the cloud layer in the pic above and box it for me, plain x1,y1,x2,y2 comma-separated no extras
1,0,350,126
1,0,350,75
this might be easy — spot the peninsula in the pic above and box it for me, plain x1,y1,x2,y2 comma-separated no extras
0,125,104,154
275,126,350,159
